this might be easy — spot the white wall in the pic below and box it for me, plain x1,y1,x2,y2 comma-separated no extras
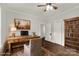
6,9,43,35
53,21,62,45
1,7,7,49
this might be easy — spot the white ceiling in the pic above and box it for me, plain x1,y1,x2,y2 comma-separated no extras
1,3,79,13
0,3,79,21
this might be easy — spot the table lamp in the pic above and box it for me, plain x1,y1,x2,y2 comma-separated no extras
10,26,16,37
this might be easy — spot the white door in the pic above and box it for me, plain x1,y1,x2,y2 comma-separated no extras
54,22,62,44
40,24,46,37
45,24,53,42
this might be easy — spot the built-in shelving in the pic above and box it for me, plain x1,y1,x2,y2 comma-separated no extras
64,17,79,50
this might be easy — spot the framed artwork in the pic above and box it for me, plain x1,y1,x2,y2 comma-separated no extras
14,18,31,30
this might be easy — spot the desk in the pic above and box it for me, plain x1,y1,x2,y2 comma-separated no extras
7,35,40,55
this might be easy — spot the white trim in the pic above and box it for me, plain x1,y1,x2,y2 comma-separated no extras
0,45,1,48
0,6,1,50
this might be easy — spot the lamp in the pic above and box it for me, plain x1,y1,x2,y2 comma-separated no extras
46,5,53,11
10,26,16,37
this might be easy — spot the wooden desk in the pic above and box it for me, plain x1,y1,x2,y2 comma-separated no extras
7,35,40,55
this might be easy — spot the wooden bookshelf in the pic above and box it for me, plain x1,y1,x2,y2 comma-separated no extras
64,17,79,50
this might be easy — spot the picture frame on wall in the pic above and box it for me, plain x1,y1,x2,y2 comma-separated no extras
14,18,31,30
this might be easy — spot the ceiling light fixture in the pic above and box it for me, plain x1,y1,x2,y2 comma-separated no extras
37,3,58,12
46,4,53,11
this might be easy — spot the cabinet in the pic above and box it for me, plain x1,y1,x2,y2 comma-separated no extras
65,17,79,50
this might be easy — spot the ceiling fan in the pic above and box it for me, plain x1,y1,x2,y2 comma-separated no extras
37,3,58,12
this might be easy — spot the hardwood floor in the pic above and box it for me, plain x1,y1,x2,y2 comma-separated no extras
2,40,79,56
43,40,79,56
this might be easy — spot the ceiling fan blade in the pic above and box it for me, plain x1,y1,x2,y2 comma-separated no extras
37,5,46,7
46,3,52,5
53,5,58,10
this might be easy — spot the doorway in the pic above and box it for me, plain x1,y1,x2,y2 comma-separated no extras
40,24,53,42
